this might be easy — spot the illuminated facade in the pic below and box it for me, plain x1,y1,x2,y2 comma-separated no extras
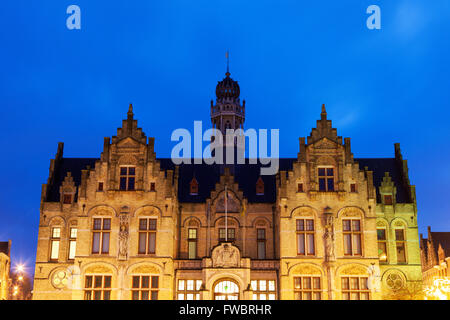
33,71,422,300
0,241,11,300
420,226,450,299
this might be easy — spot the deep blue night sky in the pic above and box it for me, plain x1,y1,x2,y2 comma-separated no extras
0,1,449,275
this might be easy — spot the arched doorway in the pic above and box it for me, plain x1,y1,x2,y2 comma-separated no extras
213,279,239,300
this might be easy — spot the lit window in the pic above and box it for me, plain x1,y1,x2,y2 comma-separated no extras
341,277,370,300
177,280,202,300
92,218,111,254
251,280,276,300
50,227,61,260
294,277,321,300
138,218,157,254
395,229,407,263
318,167,334,191
219,228,235,242
377,228,388,262
343,219,362,256
68,227,77,260
296,219,315,255
131,276,159,300
84,275,111,300
119,166,135,191
188,228,197,259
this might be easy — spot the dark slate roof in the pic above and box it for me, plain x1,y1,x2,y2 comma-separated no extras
158,158,296,203
430,232,450,257
47,158,98,202
355,158,410,203
0,241,10,256
45,157,412,204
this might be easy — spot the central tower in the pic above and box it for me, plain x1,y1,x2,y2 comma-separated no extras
210,58,245,133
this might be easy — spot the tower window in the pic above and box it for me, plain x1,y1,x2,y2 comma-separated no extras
98,182,104,191
63,194,72,204
256,177,264,195
150,182,156,192
297,183,304,193
189,178,198,195
350,183,357,193
384,195,393,205
318,167,334,191
188,228,197,259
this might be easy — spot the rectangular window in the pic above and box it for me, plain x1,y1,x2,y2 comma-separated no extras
84,275,111,300
92,218,111,254
297,183,304,193
50,227,61,260
219,228,235,242
68,227,77,260
341,277,370,300
188,228,197,259
318,167,334,192
119,166,135,191
150,182,156,192
138,218,157,254
350,183,356,193
257,229,266,259
131,276,159,300
395,229,407,263
98,182,104,191
296,219,315,255
384,195,393,205
294,277,321,300
177,280,202,300
343,219,362,256
251,280,276,300
377,228,388,262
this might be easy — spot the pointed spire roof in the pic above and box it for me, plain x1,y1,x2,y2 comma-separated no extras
111,103,147,144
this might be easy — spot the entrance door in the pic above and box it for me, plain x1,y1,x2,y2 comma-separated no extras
214,279,239,300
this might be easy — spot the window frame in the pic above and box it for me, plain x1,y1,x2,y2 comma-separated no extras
131,275,159,300
293,276,322,300
342,219,363,256
50,227,61,261
395,228,407,264
177,279,202,300
188,228,198,259
251,280,276,300
91,218,111,255
119,166,136,191
318,166,335,192
84,275,112,300
341,277,370,300
138,218,157,255
68,227,77,260
296,219,315,256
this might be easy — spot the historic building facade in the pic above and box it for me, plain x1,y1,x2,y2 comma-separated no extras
33,71,421,300
0,240,11,300
420,227,450,289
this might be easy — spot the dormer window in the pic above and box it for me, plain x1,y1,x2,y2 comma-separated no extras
119,166,135,191
189,178,198,195
256,177,264,195
63,194,72,204
318,167,334,191
384,195,393,205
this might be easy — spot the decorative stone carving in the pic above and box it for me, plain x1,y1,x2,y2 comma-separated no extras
51,268,69,289
323,214,336,262
385,271,405,291
118,214,129,260
131,265,160,274
212,243,240,268
85,265,113,274
291,264,322,275
340,265,368,275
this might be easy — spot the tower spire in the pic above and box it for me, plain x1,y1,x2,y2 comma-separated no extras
321,103,327,120
127,103,134,120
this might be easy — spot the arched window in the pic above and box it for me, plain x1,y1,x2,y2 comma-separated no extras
189,177,198,195
214,279,239,300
